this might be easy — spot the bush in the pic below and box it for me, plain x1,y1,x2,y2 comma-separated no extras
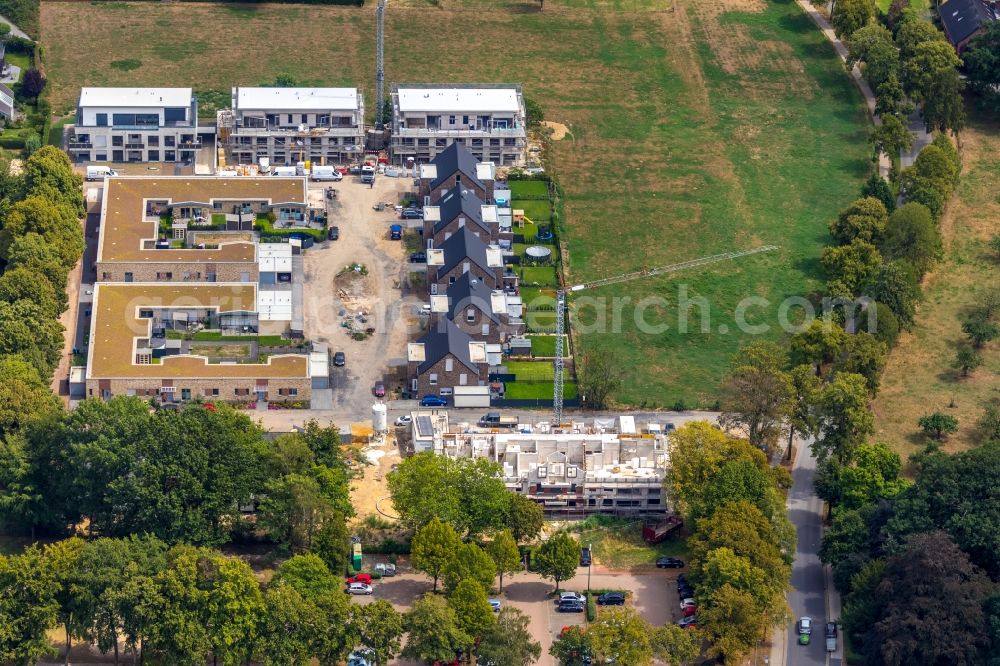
586,594,597,622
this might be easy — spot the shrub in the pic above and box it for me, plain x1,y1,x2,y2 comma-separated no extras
586,594,597,622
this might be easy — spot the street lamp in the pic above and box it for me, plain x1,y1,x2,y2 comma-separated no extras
587,542,592,593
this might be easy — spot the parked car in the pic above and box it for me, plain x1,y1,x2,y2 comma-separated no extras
489,599,501,612
409,251,427,263
678,584,694,598
389,224,403,240
825,622,837,652
419,395,448,407
347,650,372,666
347,574,373,585
373,381,386,398
656,557,684,568
682,605,698,617
597,592,625,606
347,583,373,595
400,207,423,219
676,573,688,587
665,422,676,432
557,600,585,613
394,415,412,427
374,563,396,577
328,226,340,241
680,598,697,609
677,616,698,627
580,547,592,567
333,351,346,367
797,616,813,645
559,592,586,604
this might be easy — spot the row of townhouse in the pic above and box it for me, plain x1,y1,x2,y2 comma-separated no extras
406,143,526,400
78,176,328,405
67,84,528,167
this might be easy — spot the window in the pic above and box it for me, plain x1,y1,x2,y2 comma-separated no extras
455,174,461,185
449,115,456,124
439,387,453,396
206,388,219,396
462,115,468,125
112,136,124,147
288,388,298,396
165,151,175,161
95,113,108,127
481,324,490,336
411,378,418,391
102,272,110,280
467,308,476,323
147,135,159,147
147,150,159,161
428,373,438,385
139,309,154,318
165,136,176,147
287,114,293,124
459,373,467,385
181,388,191,401
124,272,133,282
164,107,187,123
112,150,124,162
445,358,453,372
235,388,250,396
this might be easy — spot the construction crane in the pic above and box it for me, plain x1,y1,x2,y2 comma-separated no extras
375,0,386,129
552,245,779,424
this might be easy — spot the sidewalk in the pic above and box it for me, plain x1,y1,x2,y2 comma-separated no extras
795,0,892,179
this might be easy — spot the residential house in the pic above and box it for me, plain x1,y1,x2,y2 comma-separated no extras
938,0,998,52
68,87,202,163
417,142,496,204
391,84,527,166
407,318,489,397
429,272,524,342
422,184,499,245
0,83,14,121
426,225,507,294
223,87,365,166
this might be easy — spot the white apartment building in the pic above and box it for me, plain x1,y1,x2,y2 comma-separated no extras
222,87,365,167
390,84,527,166
68,88,201,163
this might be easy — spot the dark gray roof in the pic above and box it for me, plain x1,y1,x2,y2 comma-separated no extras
416,317,480,374
446,272,501,324
434,185,488,235
429,142,486,192
436,225,494,279
939,0,996,46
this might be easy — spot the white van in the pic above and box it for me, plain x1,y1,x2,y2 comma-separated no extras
311,165,343,182
86,166,117,181
272,166,297,177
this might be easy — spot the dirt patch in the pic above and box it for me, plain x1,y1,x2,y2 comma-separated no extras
541,121,571,140
335,267,375,310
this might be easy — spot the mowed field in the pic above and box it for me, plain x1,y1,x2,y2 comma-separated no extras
873,118,1000,456
41,0,870,406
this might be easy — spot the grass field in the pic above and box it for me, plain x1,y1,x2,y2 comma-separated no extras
873,119,1000,457
528,334,569,357
40,0,870,407
571,516,688,570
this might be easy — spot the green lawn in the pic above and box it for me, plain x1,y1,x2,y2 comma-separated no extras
506,361,556,381
505,380,578,400
528,335,569,357
512,199,551,222
520,265,558,287
509,180,550,198
572,517,688,570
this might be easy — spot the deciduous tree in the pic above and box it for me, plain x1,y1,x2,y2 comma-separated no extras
813,372,874,464
258,473,334,552
579,348,625,410
550,625,592,666
256,585,319,666
271,553,340,601
869,113,914,159
860,173,896,213
830,197,890,245
401,595,468,665
953,344,983,378
310,511,351,575
21,67,45,100
0,545,60,664
0,355,60,438
962,313,998,348
443,541,495,595
922,67,965,133
588,607,653,666
506,492,543,544
848,23,899,88
651,624,701,666
533,532,579,592
881,202,940,276
822,239,883,296
447,579,494,640
486,529,521,592
411,517,460,592
918,412,958,441
835,332,888,395
865,260,919,326
790,319,849,369
831,0,876,40
963,22,1000,113
351,599,403,666
719,340,792,450
477,607,541,666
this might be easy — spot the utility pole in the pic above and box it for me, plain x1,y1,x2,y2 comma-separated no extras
375,0,386,129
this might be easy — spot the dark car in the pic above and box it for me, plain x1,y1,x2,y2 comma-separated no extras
328,226,340,241
373,381,386,398
557,600,585,613
677,615,698,628
656,557,684,569
580,547,592,567
333,351,346,367
677,574,688,587
389,224,403,240
597,592,625,606
419,395,448,407
678,585,694,599
409,251,427,263
400,207,423,219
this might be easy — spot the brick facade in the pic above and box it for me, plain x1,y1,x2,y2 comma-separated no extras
96,261,258,283
407,354,487,397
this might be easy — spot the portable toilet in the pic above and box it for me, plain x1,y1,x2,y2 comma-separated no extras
352,542,362,572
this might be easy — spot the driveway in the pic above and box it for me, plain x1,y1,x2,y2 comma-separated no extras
350,566,680,665
0,14,31,40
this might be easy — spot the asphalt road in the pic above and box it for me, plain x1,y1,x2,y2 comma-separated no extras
786,438,829,666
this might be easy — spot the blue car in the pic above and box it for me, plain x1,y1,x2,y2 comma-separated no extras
389,224,403,240
419,395,448,407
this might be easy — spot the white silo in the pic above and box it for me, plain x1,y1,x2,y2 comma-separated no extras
372,403,388,433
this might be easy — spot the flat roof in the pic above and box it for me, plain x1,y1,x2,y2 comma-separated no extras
235,87,360,111
79,87,192,108
87,283,307,380
98,177,306,264
397,87,520,113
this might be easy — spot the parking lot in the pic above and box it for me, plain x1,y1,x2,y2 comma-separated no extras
350,561,682,665
301,171,427,415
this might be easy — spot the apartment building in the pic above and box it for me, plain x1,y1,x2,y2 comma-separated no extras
418,142,496,204
222,87,365,166
406,414,670,517
84,283,318,403
422,184,499,245
390,84,527,166
95,176,309,283
68,88,202,163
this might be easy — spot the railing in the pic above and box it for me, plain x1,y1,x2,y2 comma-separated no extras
178,141,202,149
231,125,360,136
68,141,92,149
125,142,144,149
395,126,525,137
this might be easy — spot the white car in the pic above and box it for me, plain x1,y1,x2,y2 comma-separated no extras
559,592,586,604
348,582,374,595
394,415,412,427
348,649,373,666
489,598,501,612
680,598,697,609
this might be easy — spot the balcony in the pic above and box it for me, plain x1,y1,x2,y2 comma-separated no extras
125,141,144,149
67,141,92,150
231,123,360,137
395,124,525,139
178,140,202,150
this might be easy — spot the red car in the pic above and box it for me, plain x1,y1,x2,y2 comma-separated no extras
373,381,386,398
683,605,698,617
347,574,373,585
